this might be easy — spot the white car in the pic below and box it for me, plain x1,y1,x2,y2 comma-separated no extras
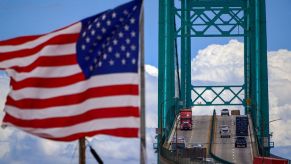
221,109,230,116
220,126,231,138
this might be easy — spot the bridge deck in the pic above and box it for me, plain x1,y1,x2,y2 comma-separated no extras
213,115,253,163
178,116,212,150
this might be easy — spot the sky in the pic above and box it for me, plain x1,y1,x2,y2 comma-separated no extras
0,0,291,163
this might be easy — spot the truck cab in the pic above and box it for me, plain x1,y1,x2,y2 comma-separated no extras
180,109,192,130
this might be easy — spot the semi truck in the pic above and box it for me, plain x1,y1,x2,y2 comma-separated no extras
236,115,249,136
180,109,192,130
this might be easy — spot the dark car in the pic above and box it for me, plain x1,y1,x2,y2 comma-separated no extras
235,136,247,148
170,136,186,151
221,109,230,116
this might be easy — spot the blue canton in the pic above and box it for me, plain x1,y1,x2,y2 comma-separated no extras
76,0,141,79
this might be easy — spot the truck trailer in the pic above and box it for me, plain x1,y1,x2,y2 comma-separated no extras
236,115,249,136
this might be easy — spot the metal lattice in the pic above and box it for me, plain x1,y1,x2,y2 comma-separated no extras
175,0,246,37
191,85,244,106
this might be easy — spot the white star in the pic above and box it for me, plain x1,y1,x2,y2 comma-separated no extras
88,24,92,30
91,30,95,35
102,14,106,20
97,35,102,40
118,32,124,38
126,38,131,44
124,25,129,31
130,18,135,24
82,31,86,37
86,37,90,43
98,61,102,67
112,12,117,18
89,49,94,53
132,58,136,64
122,59,126,65
102,44,106,48
106,37,110,41
96,22,101,28
108,46,112,52
98,51,102,55
119,17,124,22
89,65,94,71
131,31,136,37
109,60,114,65
113,39,118,45
94,18,99,23
115,52,120,58
103,53,107,60
126,52,131,58
123,10,128,15
131,45,136,51
133,5,137,11
121,45,126,51
101,28,106,33
106,20,111,26
85,56,90,61
94,58,98,63
81,45,86,50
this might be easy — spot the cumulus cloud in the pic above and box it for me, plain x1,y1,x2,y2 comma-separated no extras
145,65,158,77
190,40,291,147
191,40,244,84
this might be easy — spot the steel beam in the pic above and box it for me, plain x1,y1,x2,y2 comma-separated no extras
191,0,246,7
181,0,192,108
158,0,175,158
255,0,270,156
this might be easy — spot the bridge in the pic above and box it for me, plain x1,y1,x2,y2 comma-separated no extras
155,0,283,163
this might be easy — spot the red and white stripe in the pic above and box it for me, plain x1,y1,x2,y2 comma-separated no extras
0,22,140,141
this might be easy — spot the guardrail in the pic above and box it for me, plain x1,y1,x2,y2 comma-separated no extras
209,110,234,164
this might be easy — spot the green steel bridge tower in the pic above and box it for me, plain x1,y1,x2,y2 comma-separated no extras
158,0,271,160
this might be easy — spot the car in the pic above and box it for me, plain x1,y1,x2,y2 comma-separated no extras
235,136,247,148
221,109,230,116
187,143,203,148
220,126,231,138
170,136,186,151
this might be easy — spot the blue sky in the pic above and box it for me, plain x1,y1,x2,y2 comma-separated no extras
0,0,291,163
0,0,291,67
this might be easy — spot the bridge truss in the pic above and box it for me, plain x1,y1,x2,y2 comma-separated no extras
158,0,271,160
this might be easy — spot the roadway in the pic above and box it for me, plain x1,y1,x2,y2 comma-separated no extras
177,115,212,149
213,115,253,163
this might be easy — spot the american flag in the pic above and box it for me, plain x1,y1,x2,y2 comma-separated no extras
0,0,142,141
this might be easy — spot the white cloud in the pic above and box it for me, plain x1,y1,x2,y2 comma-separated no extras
190,40,291,147
38,139,67,156
191,40,244,84
145,65,158,77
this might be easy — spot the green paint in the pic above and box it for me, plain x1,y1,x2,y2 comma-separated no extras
181,0,192,108
158,0,270,160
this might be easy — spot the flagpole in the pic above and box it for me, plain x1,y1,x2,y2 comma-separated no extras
79,137,86,164
139,1,146,164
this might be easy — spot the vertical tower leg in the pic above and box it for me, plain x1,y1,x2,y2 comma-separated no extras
158,0,175,162
181,0,192,108
255,0,270,156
